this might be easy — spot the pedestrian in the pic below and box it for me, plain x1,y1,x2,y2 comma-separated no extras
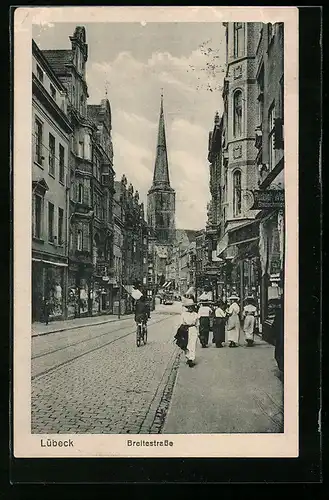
226,295,241,348
212,300,226,348
197,301,212,348
180,297,199,367
242,296,257,347
43,297,50,325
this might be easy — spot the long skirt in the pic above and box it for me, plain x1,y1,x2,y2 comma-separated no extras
185,326,198,362
244,314,255,341
212,317,226,346
226,315,240,343
199,317,210,346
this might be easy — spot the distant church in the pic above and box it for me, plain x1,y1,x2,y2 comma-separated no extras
147,93,176,288
147,92,176,244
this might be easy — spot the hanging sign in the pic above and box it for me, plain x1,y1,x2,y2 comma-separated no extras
250,190,285,209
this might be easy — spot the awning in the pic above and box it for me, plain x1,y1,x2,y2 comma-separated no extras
231,240,259,265
216,233,229,257
163,281,173,289
122,284,143,300
32,258,68,267
227,219,260,247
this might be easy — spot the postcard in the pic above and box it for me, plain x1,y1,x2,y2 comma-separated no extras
13,6,298,458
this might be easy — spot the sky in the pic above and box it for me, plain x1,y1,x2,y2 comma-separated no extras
33,22,226,230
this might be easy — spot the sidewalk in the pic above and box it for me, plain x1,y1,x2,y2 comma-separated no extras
163,336,283,434
32,313,134,337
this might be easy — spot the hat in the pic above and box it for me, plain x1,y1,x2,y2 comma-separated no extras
228,295,240,301
182,297,195,307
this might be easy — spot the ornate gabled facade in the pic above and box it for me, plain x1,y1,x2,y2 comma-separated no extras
147,93,176,245
43,26,116,318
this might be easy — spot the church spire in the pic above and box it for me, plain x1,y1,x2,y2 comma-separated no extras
152,90,170,187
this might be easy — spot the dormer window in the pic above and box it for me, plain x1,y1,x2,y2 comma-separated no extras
50,84,56,100
36,65,44,83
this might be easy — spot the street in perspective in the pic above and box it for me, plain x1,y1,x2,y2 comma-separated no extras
31,21,284,434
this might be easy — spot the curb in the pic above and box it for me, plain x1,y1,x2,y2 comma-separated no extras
32,315,134,338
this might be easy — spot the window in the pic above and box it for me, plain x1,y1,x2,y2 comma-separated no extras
58,207,64,245
143,257,147,264
48,202,54,242
84,133,91,161
32,193,43,239
133,241,137,253
34,118,43,164
95,156,101,181
48,133,55,176
77,229,83,251
50,84,56,100
94,193,101,219
36,65,43,83
257,66,264,125
233,22,244,58
233,90,243,137
268,103,276,170
78,184,84,203
78,141,84,158
233,170,242,217
72,85,76,108
59,144,65,184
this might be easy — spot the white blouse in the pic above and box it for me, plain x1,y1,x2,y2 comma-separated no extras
198,306,212,318
181,311,199,327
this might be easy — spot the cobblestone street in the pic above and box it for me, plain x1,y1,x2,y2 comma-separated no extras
31,305,182,434
31,302,283,435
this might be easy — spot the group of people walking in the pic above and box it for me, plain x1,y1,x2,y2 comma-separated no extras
177,293,258,368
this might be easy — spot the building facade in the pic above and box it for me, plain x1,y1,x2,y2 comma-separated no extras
114,175,149,313
254,22,284,341
32,40,73,322
206,22,284,336
42,26,116,319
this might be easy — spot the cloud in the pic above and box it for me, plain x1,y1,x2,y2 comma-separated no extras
85,49,222,229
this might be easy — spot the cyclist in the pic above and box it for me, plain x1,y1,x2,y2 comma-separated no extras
134,294,150,338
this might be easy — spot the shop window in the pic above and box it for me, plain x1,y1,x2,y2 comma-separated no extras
32,193,43,239
233,22,244,58
48,133,55,177
233,170,242,217
58,207,64,245
34,118,43,165
268,103,276,170
48,202,55,242
59,144,65,184
233,90,243,137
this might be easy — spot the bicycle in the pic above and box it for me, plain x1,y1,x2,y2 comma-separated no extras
136,319,148,347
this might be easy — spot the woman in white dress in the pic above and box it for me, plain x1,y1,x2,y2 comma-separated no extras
226,295,241,348
181,298,199,367
242,297,257,347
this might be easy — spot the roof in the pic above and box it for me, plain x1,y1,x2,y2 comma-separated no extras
32,40,67,92
42,50,73,76
152,94,172,188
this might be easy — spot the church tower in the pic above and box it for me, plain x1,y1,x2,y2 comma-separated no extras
147,92,176,244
